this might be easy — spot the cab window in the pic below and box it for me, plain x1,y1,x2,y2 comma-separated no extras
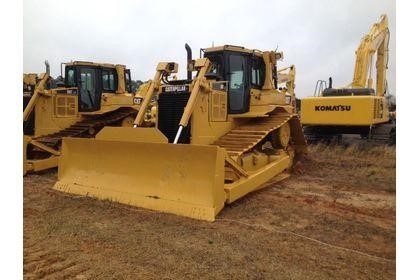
208,55,223,76
65,68,76,87
205,53,224,81
251,57,265,88
125,69,132,93
229,54,245,91
228,54,249,113
102,69,117,92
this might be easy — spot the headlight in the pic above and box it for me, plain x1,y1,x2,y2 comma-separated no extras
285,95,291,105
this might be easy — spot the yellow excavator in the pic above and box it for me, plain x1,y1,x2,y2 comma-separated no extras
23,61,150,175
54,44,307,221
300,14,395,144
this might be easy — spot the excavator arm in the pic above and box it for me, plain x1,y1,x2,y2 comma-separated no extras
352,14,389,96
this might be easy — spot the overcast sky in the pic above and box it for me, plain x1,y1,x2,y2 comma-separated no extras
23,0,395,98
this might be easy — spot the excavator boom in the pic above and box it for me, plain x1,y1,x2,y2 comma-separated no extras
352,14,389,95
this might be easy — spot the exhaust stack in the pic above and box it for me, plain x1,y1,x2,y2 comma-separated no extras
185,43,192,80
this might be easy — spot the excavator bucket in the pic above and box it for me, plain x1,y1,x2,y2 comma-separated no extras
54,127,227,221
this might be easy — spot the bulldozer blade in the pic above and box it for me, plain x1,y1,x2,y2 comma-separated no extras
54,129,227,221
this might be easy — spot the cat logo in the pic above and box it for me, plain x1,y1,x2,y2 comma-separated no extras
133,97,143,105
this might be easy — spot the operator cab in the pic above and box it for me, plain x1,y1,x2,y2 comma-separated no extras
63,62,132,112
203,46,266,114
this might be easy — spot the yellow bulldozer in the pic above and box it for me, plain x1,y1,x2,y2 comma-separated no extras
23,60,151,175
54,44,307,221
300,14,395,145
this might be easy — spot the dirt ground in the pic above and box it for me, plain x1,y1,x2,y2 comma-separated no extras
23,143,396,279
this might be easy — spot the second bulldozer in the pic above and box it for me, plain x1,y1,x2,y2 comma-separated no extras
54,44,307,221
23,61,152,175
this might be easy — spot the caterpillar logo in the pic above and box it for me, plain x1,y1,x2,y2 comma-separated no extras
133,97,143,105
315,105,351,111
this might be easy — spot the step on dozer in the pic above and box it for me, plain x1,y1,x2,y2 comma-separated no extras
54,45,307,221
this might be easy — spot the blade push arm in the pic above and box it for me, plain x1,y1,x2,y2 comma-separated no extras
174,58,211,144
23,73,50,122
133,62,179,127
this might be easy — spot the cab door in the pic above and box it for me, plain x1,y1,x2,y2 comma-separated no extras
78,67,101,112
227,54,250,114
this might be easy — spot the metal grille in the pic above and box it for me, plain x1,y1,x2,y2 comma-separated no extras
373,99,380,119
211,91,227,122
54,95,77,117
157,92,191,143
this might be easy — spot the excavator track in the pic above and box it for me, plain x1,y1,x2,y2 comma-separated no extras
213,109,293,157
303,122,396,146
32,107,137,149
369,123,396,145
302,126,342,145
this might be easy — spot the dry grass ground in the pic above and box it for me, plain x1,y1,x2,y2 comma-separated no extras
23,143,396,279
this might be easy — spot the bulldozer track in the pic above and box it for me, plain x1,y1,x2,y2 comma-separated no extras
213,109,293,157
33,107,137,148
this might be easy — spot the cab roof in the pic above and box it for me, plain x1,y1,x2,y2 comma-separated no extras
64,61,125,68
203,45,265,57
